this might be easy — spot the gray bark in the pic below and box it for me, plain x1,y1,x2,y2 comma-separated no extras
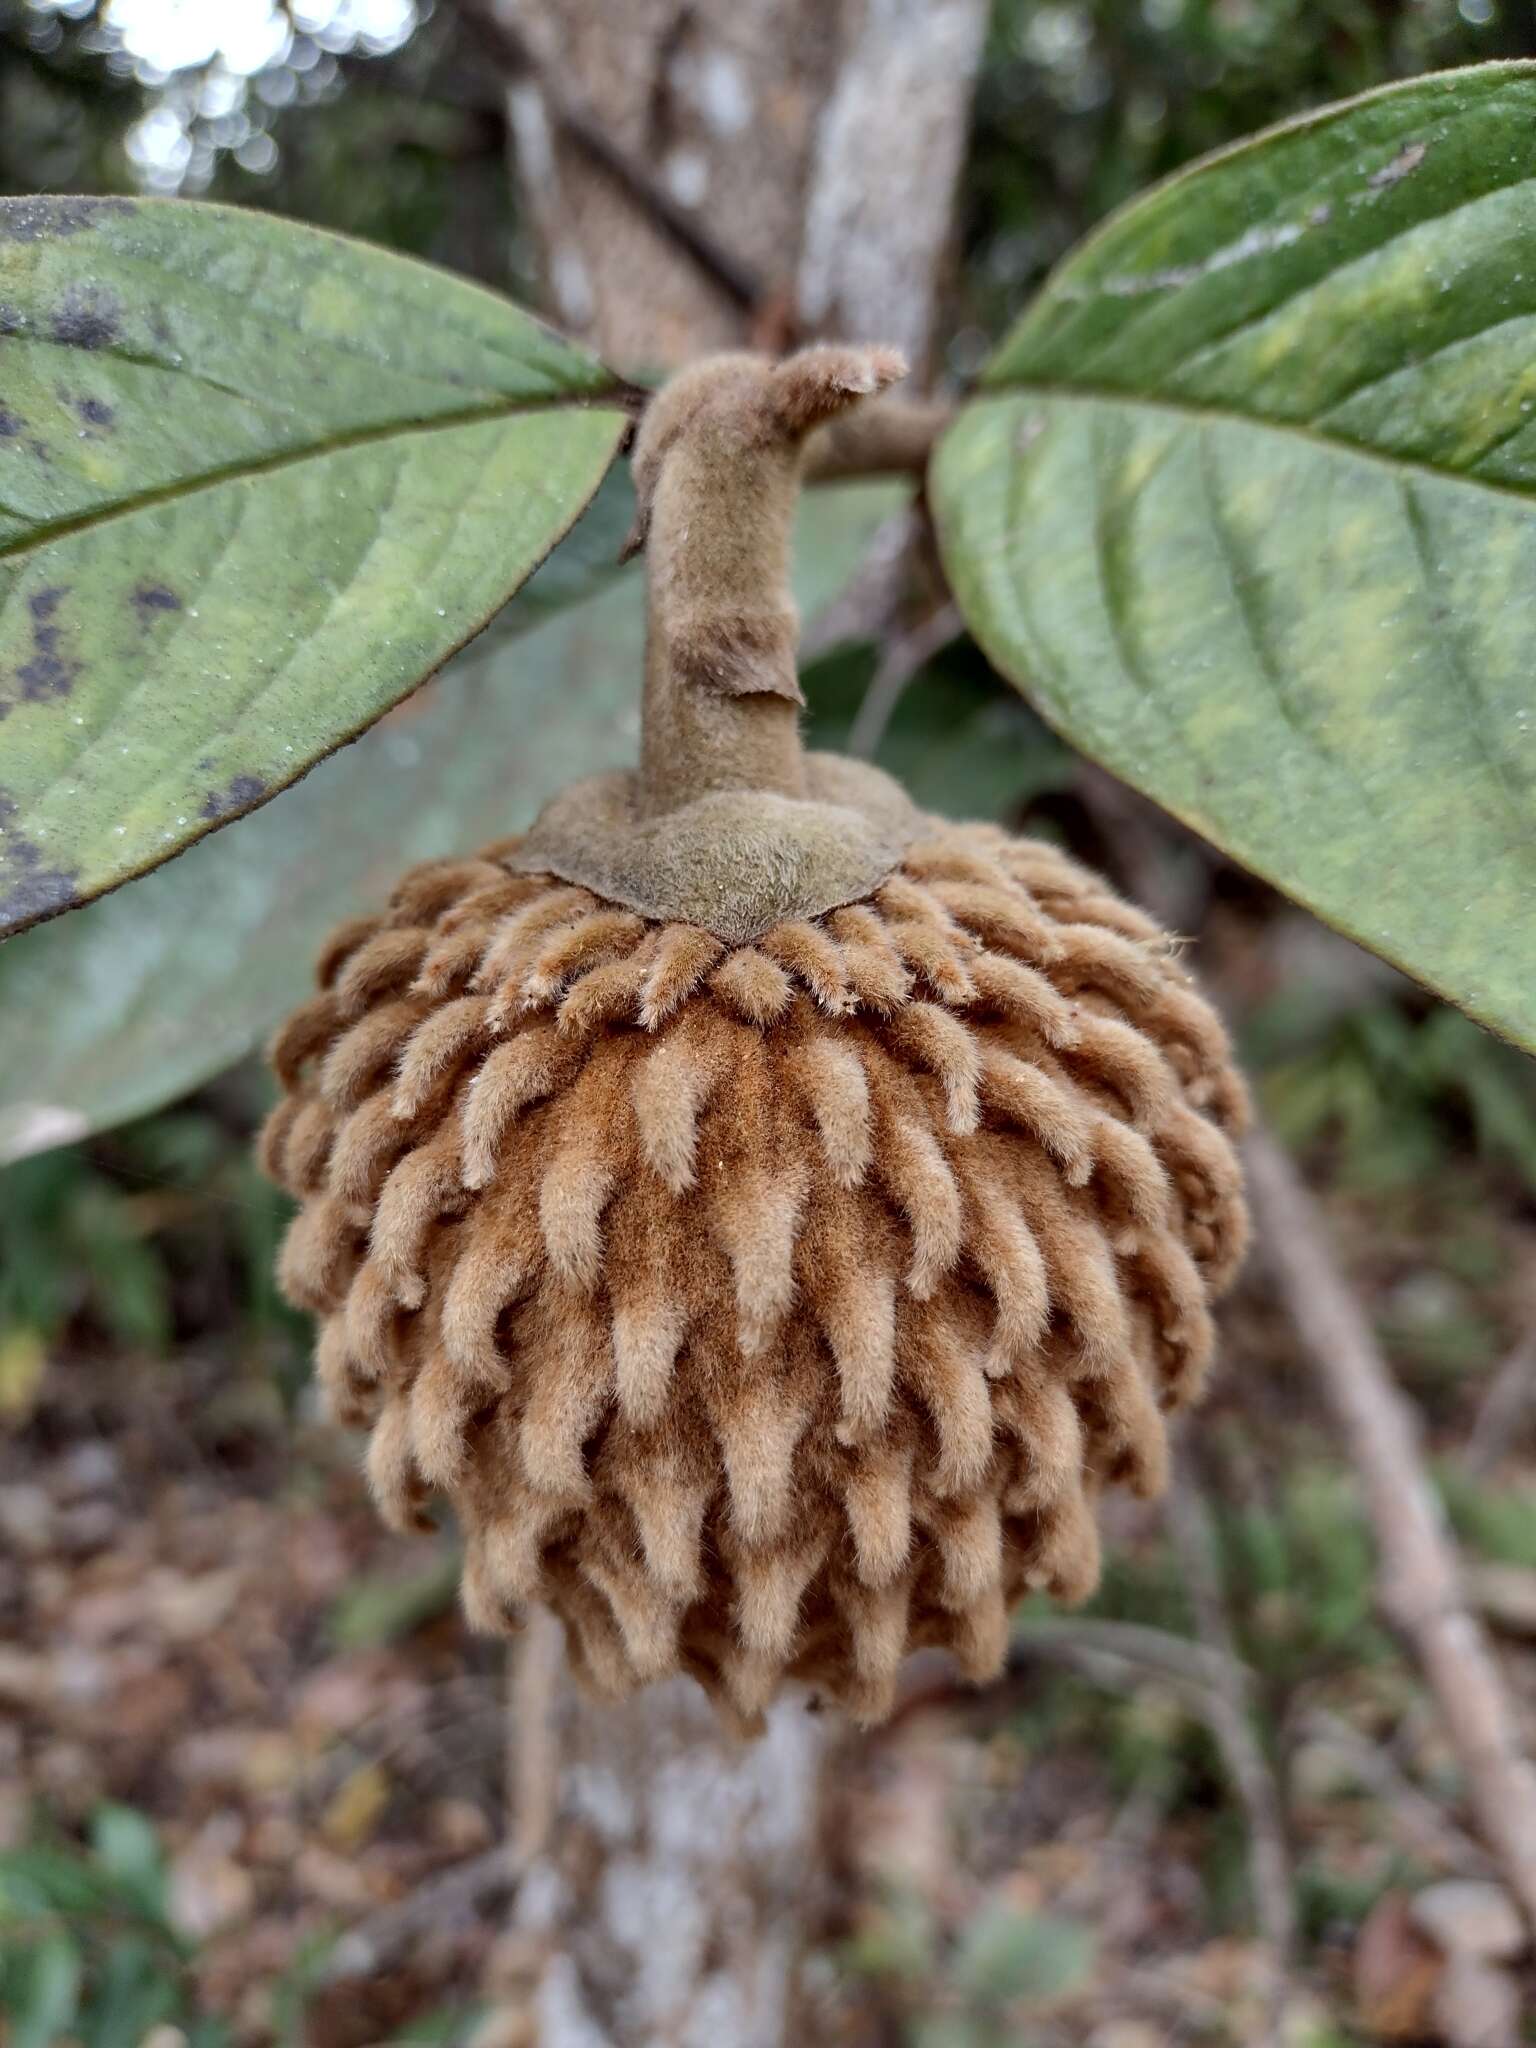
493,0,988,376
796,0,990,373
510,1637,830,2048
495,0,842,369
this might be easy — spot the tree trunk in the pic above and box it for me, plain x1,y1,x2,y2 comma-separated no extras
491,0,986,378
495,0,843,370
502,1617,830,2047
489,4,988,2036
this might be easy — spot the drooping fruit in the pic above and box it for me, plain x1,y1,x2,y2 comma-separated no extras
262,345,1248,1729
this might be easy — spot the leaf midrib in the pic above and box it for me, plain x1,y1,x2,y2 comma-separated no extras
959,379,1536,511
0,389,631,565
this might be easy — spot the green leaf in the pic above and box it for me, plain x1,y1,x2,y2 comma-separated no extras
89,1805,168,1924
6,1930,81,2048
326,1547,461,1650
0,480,906,1162
932,62,1536,1050
0,195,628,935
79,1937,180,2048
383,2003,487,2043
908,2019,989,2048
0,1847,117,1922
953,1903,1095,2005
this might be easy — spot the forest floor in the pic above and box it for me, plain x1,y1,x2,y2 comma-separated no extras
6,1157,1536,2046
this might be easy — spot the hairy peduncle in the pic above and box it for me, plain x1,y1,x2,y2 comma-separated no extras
625,344,907,821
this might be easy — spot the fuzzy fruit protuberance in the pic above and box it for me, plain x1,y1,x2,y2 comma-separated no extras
627,344,909,818
262,825,1248,1730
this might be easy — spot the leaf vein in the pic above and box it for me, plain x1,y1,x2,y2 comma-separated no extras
1191,424,1379,813
0,394,626,564
1396,477,1536,856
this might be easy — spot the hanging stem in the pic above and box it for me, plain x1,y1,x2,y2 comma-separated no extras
624,345,906,821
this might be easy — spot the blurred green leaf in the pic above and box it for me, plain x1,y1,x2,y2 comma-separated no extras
842,1886,938,1985
0,195,628,933
268,1929,343,2048
803,637,1071,822
1260,1000,1536,1197
1224,1467,1380,1663
77,1936,178,2048
0,1815,228,2048
89,1805,168,1924
935,62,1536,1052
0,1325,46,1419
327,1547,462,1651
1439,1469,1536,1570
0,480,906,1163
0,1108,304,1357
953,1902,1095,2005
0,1846,119,1921
385,2006,487,2044
909,2018,990,2048
6,1930,81,2048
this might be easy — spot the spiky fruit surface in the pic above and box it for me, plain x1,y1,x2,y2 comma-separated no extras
262,822,1247,1729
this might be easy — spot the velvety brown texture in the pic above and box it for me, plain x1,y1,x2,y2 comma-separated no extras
508,347,922,938
262,823,1248,1731
505,753,926,941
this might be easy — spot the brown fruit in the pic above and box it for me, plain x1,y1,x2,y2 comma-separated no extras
261,345,1248,1729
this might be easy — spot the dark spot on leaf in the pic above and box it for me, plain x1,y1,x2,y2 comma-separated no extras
0,196,134,244
133,582,182,618
51,285,122,352
0,783,80,926
200,773,268,821
0,303,21,337
74,394,115,430
16,584,81,701
0,407,21,438
0,864,79,925
28,439,52,466
18,650,81,701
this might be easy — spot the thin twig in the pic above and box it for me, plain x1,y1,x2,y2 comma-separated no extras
321,1618,566,1985
465,1,765,312
322,1843,525,1983
509,1607,563,1864
848,602,962,759
799,509,919,667
802,395,954,483
1465,1320,1536,1476
1245,1123,1536,1935
1008,1611,1245,1694
1165,1441,1297,2022
886,1614,1246,1730
1074,760,1215,937
1290,1705,1493,1880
